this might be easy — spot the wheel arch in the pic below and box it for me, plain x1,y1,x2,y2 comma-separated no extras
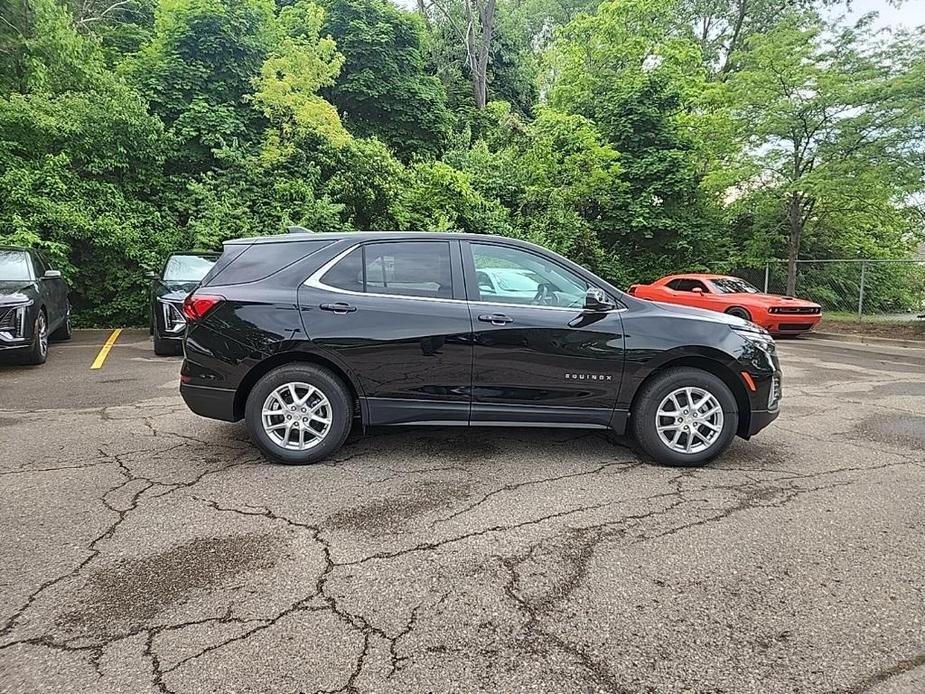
233,351,363,423
724,305,752,320
629,354,752,438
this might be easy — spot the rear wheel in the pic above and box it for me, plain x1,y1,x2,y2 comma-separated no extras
23,310,49,365
244,364,352,465
725,306,751,321
631,367,738,467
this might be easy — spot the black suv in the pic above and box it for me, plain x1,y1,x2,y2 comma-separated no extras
0,246,71,365
147,252,218,355
180,233,781,466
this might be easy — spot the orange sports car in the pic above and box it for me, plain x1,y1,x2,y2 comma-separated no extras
628,274,822,335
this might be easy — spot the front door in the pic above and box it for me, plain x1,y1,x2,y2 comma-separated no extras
31,251,67,329
463,241,625,428
300,239,473,425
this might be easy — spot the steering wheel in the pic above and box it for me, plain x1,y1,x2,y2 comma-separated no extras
532,282,555,306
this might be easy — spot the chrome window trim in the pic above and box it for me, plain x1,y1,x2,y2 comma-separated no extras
305,242,627,313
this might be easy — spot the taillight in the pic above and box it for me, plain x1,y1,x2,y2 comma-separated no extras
183,294,223,322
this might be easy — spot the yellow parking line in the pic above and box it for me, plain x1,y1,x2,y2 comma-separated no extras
90,329,122,370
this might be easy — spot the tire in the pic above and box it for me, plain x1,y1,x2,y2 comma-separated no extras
244,364,352,465
23,310,49,366
725,306,752,321
50,303,72,341
153,326,181,356
631,367,738,467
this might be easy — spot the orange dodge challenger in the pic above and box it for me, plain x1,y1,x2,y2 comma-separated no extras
628,274,822,335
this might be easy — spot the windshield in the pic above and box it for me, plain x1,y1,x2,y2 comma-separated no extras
163,254,216,282
710,277,760,294
0,250,31,281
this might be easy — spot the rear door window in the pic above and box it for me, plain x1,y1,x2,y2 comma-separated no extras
320,242,454,299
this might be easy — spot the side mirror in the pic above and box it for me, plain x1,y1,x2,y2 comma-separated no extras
583,287,615,313
145,271,159,280
43,270,62,279
691,287,704,294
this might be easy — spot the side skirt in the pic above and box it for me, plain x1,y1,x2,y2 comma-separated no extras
364,397,628,433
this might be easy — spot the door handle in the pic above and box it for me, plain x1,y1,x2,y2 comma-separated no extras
478,313,514,326
320,302,356,314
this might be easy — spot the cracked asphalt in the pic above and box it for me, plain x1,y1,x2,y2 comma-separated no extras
1,330,924,694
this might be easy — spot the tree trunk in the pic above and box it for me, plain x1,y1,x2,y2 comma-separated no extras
474,0,495,109
786,192,802,296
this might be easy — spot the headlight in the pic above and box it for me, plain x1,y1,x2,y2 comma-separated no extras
732,326,776,365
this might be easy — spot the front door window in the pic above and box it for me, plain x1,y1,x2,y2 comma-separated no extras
470,243,589,309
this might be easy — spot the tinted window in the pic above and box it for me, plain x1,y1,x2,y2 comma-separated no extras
364,242,452,298
31,252,47,276
200,245,248,287
163,254,217,281
670,278,709,292
321,242,454,299
0,250,31,280
207,240,331,286
320,247,364,292
470,243,588,308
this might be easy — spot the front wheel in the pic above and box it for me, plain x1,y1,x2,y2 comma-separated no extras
23,310,49,365
631,367,738,467
725,306,752,321
153,329,181,356
244,364,352,465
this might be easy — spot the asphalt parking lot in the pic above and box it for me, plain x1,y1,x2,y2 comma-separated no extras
1,330,923,694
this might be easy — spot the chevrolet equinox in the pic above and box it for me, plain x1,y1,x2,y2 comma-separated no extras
179,232,781,466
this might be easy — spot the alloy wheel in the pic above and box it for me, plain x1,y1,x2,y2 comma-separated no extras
655,386,724,455
37,313,48,357
261,382,332,451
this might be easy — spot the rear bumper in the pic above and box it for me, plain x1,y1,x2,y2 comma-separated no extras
180,382,238,422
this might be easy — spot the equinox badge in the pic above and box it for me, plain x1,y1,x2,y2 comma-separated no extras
564,373,613,381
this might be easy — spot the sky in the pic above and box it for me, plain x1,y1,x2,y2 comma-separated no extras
828,0,925,29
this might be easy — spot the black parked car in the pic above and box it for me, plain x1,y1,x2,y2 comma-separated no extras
147,252,218,355
0,246,71,365
179,233,781,467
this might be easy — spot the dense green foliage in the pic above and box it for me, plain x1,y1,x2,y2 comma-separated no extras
0,0,922,325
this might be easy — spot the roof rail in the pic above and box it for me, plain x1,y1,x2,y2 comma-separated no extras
287,226,313,234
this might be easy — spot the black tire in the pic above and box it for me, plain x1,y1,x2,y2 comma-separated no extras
50,303,72,341
725,306,752,321
631,367,738,467
153,326,181,356
244,364,352,465
23,310,49,366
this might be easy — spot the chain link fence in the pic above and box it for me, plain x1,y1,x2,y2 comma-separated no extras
730,259,925,323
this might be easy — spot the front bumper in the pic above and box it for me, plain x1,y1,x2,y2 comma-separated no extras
180,382,238,422
747,407,780,437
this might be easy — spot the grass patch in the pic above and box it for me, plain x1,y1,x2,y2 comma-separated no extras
820,312,925,341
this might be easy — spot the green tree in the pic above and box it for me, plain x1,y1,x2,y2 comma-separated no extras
322,0,451,159
122,0,277,174
545,0,727,279
722,13,925,293
394,160,512,234
0,0,179,325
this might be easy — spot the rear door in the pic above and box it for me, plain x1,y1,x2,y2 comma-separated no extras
300,239,473,425
462,241,625,428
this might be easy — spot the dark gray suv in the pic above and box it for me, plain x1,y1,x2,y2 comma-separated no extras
0,246,71,365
